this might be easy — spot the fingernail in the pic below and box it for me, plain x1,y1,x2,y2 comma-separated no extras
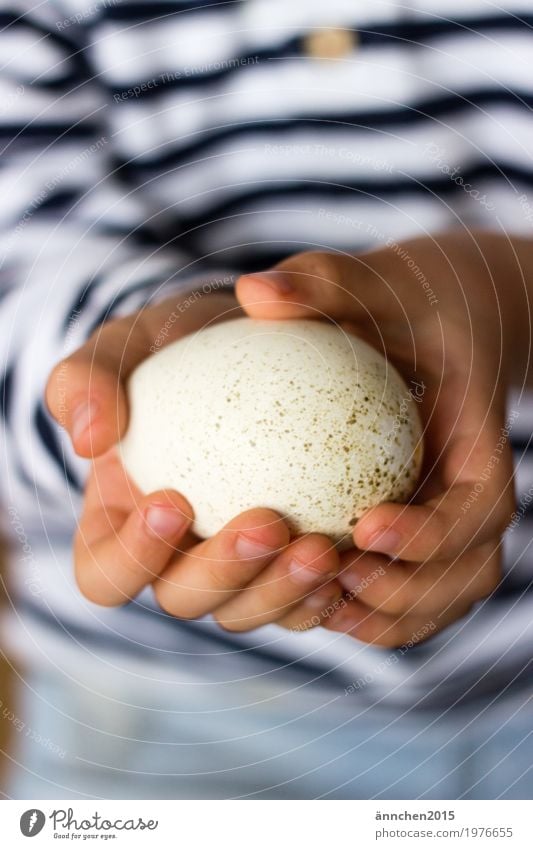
289,560,337,585
235,535,275,560
144,505,188,539
247,271,294,294
365,527,402,555
72,400,99,443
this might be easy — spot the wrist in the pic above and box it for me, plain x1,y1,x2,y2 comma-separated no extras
473,232,531,386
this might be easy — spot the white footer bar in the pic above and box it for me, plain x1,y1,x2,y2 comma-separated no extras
1,800,531,848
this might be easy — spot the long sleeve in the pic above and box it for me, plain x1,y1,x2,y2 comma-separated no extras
0,1,234,530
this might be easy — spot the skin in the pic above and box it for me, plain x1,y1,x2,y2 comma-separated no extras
46,292,344,632
46,230,529,647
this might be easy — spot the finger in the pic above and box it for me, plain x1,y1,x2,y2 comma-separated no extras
46,292,237,458
276,581,344,632
153,508,290,619
337,544,501,617
354,388,515,562
213,534,339,631
45,311,152,458
82,447,142,517
323,597,467,648
236,251,402,323
75,489,194,606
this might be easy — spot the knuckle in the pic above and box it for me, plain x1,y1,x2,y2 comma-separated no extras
398,514,449,562
295,250,337,280
294,251,345,298
204,559,234,592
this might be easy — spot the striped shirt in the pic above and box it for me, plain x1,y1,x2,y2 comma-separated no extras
1,0,532,710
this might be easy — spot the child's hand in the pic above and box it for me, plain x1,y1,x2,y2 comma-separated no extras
46,292,343,631
237,234,517,646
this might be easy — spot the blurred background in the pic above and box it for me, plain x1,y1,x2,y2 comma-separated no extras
0,542,16,796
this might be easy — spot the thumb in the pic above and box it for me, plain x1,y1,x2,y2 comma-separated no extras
236,250,394,322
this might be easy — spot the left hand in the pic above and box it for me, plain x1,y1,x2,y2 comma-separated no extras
236,233,517,647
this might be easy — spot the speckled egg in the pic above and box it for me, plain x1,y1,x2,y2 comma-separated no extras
120,318,423,547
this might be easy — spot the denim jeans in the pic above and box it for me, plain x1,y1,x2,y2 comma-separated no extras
6,663,533,800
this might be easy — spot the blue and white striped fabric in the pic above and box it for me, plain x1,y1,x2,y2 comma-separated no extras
1,0,532,752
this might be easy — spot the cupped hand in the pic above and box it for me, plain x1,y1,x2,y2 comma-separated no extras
236,233,517,646
46,291,343,630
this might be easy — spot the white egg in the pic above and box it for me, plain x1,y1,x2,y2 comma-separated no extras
120,318,423,547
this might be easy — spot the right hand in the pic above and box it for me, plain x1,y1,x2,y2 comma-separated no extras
236,236,516,646
45,290,342,631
